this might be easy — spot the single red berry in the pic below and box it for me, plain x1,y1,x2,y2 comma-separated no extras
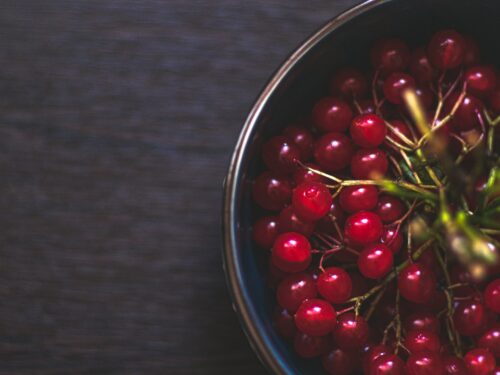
380,227,403,254
293,332,331,358
252,215,279,248
398,263,436,304
283,125,314,161
464,348,496,375
317,267,352,304
273,307,297,338
363,344,391,374
344,211,383,245
406,351,445,375
350,113,388,148
485,279,500,313
293,163,326,185
453,299,486,336
404,312,440,334
463,36,481,66
428,29,466,70
316,199,346,232
314,132,354,172
271,232,312,273
369,353,406,375
330,68,368,98
339,185,379,213
414,86,435,110
292,181,332,221
322,347,357,375
278,206,315,237
383,72,416,104
358,243,393,279
405,329,441,354
375,194,405,223
478,324,500,358
371,38,411,74
333,312,369,350
313,97,353,133
262,135,301,173
445,91,484,131
295,298,337,336
351,148,389,179
443,356,468,375
252,171,292,211
464,65,497,98
277,272,317,312
389,119,413,140
356,98,376,114
493,367,500,375
410,47,436,83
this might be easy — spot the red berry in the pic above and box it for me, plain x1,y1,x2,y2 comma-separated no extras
398,263,436,304
351,148,388,179
271,232,312,273
252,215,279,248
375,194,405,223
330,68,368,98
357,98,376,114
363,344,391,374
371,38,411,74
478,324,500,358
293,163,326,185
333,312,369,350
443,356,468,375
252,171,292,211
314,132,354,172
293,332,331,358
485,279,500,313
277,272,317,312
463,36,481,66
317,199,346,232
404,312,440,334
262,135,301,173
273,307,297,338
313,97,353,133
414,86,435,110
405,329,441,354
453,299,486,336
381,227,403,254
390,119,413,140
339,185,379,213
295,298,337,336
410,47,436,83
464,65,497,98
350,114,388,148
317,267,352,304
278,206,315,237
358,243,393,279
464,348,496,375
322,347,357,375
406,351,445,375
383,72,415,104
344,211,383,245
369,353,406,375
493,367,500,375
445,91,484,131
292,182,332,221
283,125,314,160
428,30,466,70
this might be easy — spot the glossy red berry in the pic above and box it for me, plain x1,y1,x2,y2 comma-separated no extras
369,353,406,375
252,171,292,211
314,132,354,172
262,135,301,173
428,29,466,70
375,194,405,223
358,243,393,279
294,332,331,358
317,267,352,304
295,298,337,336
313,97,353,133
253,215,279,248
383,72,416,104
390,119,413,140
339,185,379,213
478,324,500,358
445,91,484,131
464,348,496,375
283,125,314,161
493,367,500,375
273,307,297,338
398,263,436,304
410,47,436,83
371,38,411,74
443,356,468,375
485,278,500,313
363,344,391,374
344,211,383,245
381,227,403,254
293,163,326,185
330,68,368,98
351,148,389,179
406,351,445,375
350,114,388,148
278,206,315,237
322,347,357,375
405,329,441,353
453,299,486,336
333,312,369,350
292,182,332,221
464,65,497,98
463,36,481,66
271,232,312,273
404,312,440,334
277,273,317,312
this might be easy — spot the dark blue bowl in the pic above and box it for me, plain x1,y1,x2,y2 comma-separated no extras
222,0,500,373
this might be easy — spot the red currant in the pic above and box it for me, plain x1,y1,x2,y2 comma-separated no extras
371,38,411,74
464,348,496,375
330,68,368,98
317,267,352,304
453,299,486,336
485,278,500,313
351,148,388,179
314,132,354,172
363,344,391,374
398,262,436,304
443,356,468,375
478,324,500,359
277,272,317,312
383,72,416,104
375,194,405,223
262,135,301,173
405,329,441,353
273,307,297,338
322,347,357,375
381,227,403,254
295,298,337,336
292,181,332,221
283,125,314,161
293,332,331,358
369,353,406,375
404,312,440,334
293,163,326,185
252,171,292,211
350,113,388,148
410,47,436,83
316,199,346,232
463,36,480,66
271,232,312,273
333,312,369,350
278,206,315,237
406,351,445,375
339,185,379,213
253,215,279,248
464,65,497,98
390,119,413,140
344,211,383,245
428,29,466,70
358,243,393,279
313,97,353,133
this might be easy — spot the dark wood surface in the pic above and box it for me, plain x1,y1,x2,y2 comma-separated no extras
0,1,358,373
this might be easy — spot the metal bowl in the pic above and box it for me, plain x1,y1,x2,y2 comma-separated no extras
222,0,500,373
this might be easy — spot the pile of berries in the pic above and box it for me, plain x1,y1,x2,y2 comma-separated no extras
251,29,500,375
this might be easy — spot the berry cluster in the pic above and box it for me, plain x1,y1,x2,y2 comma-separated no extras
252,30,500,375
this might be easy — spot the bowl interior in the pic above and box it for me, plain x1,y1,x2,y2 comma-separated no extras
225,0,500,374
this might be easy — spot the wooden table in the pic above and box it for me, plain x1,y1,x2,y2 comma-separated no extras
0,1,358,373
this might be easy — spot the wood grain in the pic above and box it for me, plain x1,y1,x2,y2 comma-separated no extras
0,1,358,373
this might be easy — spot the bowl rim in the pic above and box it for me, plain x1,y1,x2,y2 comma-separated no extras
222,0,391,373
